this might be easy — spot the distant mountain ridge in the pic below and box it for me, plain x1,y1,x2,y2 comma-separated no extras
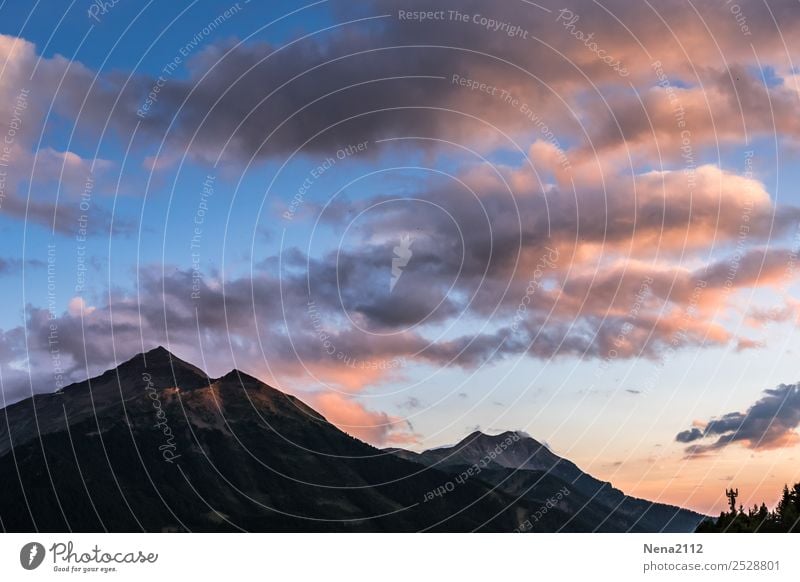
0,347,703,532
387,430,704,532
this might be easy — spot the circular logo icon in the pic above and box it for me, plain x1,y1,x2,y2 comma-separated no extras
19,542,46,570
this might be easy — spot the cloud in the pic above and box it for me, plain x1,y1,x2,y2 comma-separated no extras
310,392,419,446
0,36,133,235
162,0,800,166
1,1,798,244
676,427,703,443
5,0,800,172
0,236,788,409
745,300,800,328
398,396,423,410
294,151,797,367
677,384,800,456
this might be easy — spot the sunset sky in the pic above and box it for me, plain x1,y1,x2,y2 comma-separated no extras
2,0,800,515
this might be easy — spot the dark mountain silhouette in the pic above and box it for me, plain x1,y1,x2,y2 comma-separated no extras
0,347,702,532
387,431,705,532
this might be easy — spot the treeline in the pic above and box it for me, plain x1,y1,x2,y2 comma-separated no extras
696,483,800,532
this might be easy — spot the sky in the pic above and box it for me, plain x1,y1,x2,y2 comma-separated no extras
1,0,800,515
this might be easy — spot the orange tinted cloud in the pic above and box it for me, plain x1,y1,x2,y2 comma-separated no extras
310,392,419,446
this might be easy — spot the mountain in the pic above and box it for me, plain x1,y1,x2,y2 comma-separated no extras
0,347,552,532
387,431,705,532
0,347,703,532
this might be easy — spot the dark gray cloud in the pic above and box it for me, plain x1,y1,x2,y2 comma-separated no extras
677,384,800,455
676,427,703,443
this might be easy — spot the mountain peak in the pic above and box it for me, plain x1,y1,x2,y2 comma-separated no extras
406,428,558,473
461,429,538,446
211,368,328,423
215,368,262,385
140,345,190,366
144,344,173,357
113,346,209,393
